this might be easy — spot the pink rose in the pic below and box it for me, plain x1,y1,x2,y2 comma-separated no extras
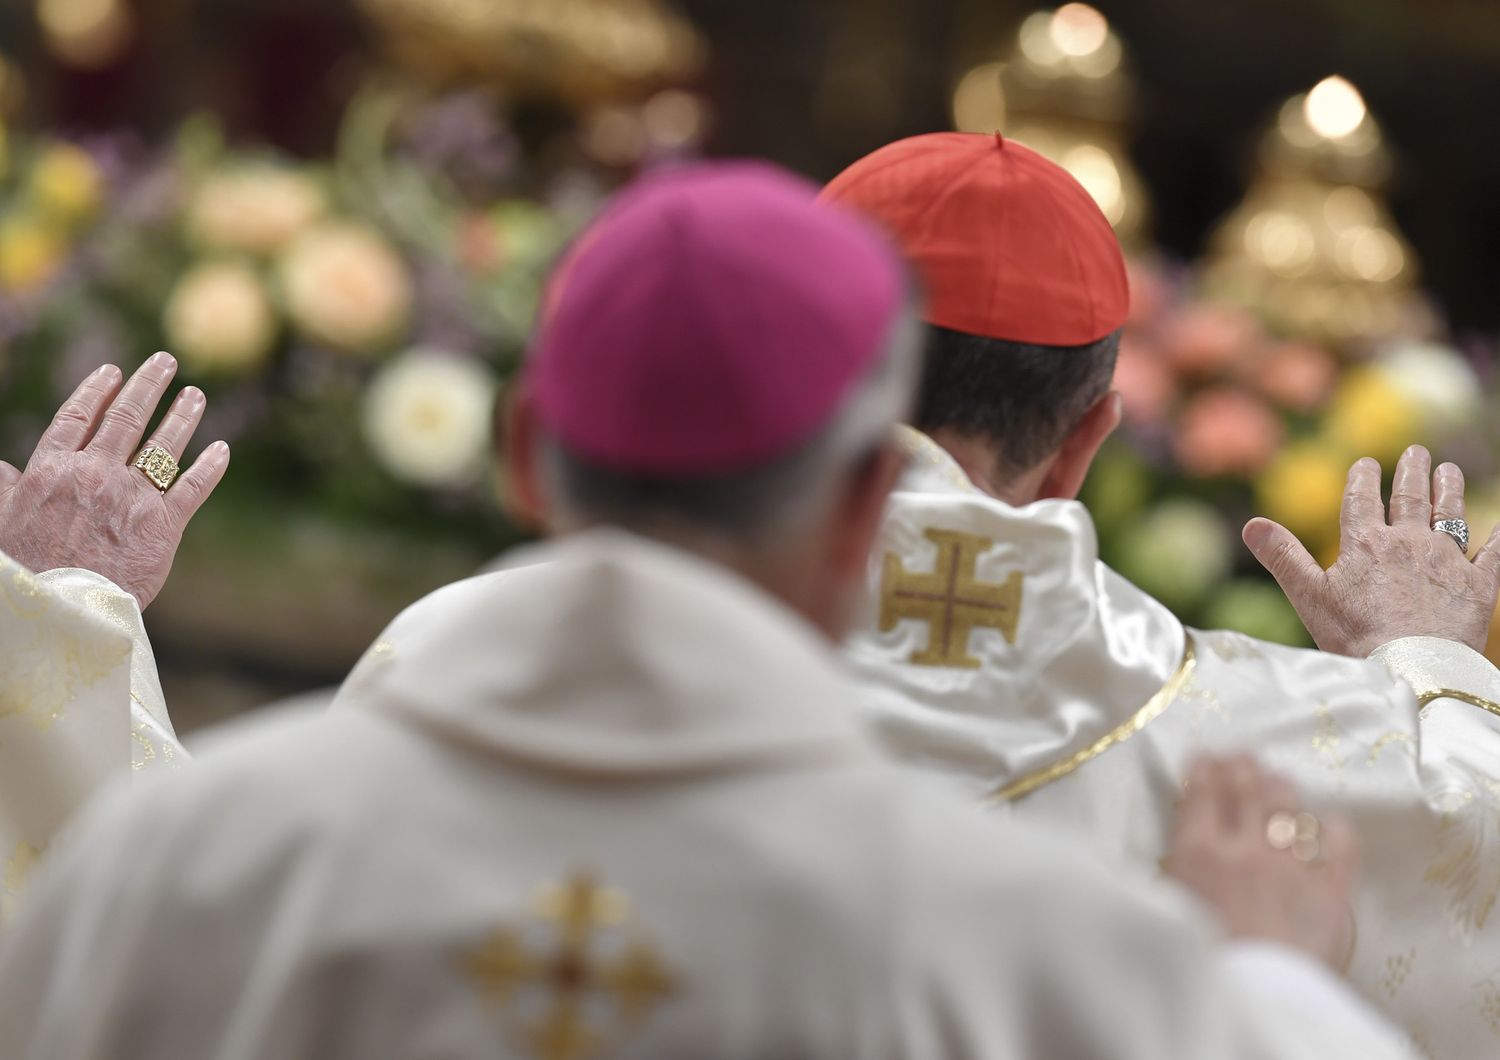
1159,302,1263,378
1249,341,1338,412
1173,388,1285,477
1126,258,1173,329
1113,337,1178,426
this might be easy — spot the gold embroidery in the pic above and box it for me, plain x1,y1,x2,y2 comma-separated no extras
1311,705,1347,769
465,871,676,1060
1479,979,1500,1036
1367,730,1416,766
1383,949,1415,999
989,637,1198,803
1179,684,1228,736
1425,764,1500,941
880,529,1021,669
0,565,131,731
1201,632,1265,665
1417,688,1500,720
1,841,41,924
131,727,156,770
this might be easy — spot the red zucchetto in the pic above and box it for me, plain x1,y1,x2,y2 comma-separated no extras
821,132,1128,346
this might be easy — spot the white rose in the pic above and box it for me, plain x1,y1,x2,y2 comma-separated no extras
1375,341,1483,430
363,351,497,488
189,167,326,255
164,260,277,374
279,223,412,355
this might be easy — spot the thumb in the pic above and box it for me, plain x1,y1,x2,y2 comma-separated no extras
0,461,19,497
1473,522,1500,585
1243,518,1322,595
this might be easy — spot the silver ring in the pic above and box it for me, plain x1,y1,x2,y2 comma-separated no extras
1433,518,1470,553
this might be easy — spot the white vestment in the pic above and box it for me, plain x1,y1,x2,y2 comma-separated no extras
846,427,1500,1058
0,550,183,927
0,531,1411,1059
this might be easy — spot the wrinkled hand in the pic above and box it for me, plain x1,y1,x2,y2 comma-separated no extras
0,353,230,608
1167,755,1357,970
1243,445,1500,657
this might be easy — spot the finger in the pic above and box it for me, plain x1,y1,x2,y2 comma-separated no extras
0,461,19,496
1224,754,1262,835
1388,445,1433,527
1319,814,1361,891
1340,458,1385,537
1243,518,1324,591
1176,757,1223,843
1258,769,1301,818
87,352,177,461
165,442,230,526
31,364,123,457
1431,462,1467,528
141,387,207,462
1473,523,1500,583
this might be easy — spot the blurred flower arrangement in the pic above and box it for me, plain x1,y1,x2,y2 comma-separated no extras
0,89,602,564
1087,256,1500,647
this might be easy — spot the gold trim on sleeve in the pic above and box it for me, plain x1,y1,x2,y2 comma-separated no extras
986,635,1198,804
1416,688,1500,720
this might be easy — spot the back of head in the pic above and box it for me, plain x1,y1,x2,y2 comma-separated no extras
822,133,1128,486
518,162,919,631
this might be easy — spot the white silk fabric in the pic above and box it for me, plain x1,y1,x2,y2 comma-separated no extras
0,552,185,927
0,531,1412,1058
844,427,1500,1058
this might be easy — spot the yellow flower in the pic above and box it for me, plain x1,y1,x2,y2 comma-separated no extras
30,144,102,222
189,167,325,255
0,219,64,292
1255,442,1347,547
1324,367,1420,464
164,261,278,374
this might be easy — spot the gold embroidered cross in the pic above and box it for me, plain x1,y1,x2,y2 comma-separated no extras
465,871,677,1060
880,528,1022,669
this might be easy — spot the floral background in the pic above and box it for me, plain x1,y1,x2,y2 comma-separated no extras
5,0,1500,726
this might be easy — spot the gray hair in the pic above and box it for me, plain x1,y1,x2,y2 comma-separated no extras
540,306,922,548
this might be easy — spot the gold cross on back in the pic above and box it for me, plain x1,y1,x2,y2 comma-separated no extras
466,871,677,1060
880,528,1023,669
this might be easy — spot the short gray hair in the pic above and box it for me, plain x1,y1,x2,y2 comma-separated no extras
540,307,921,547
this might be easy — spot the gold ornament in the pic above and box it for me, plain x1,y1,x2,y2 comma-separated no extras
357,0,705,107
1202,76,1430,347
951,4,1150,247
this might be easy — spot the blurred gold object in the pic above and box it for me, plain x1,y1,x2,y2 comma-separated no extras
952,4,1149,247
358,0,705,106
1203,76,1428,347
37,0,134,70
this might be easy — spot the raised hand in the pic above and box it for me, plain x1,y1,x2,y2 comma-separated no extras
0,353,230,608
1243,445,1500,657
1167,755,1358,970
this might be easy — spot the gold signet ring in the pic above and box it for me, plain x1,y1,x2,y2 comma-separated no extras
132,446,180,492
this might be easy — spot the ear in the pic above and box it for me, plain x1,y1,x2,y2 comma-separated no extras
497,383,550,531
1035,391,1121,501
828,439,906,581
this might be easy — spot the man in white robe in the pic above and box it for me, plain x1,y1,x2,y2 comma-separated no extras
825,132,1500,1057
0,352,229,924
0,164,1415,1058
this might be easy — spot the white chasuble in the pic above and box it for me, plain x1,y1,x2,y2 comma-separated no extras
845,427,1500,1058
0,551,185,928
0,531,1412,1059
